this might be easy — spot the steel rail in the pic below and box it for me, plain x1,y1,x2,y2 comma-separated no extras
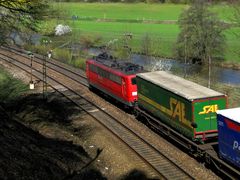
0,47,88,87
1,45,87,79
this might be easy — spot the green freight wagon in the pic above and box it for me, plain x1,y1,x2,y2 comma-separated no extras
136,71,227,142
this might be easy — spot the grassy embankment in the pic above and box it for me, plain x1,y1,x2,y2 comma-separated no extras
0,68,28,102
47,3,240,64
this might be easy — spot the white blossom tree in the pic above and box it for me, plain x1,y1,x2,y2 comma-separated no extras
55,24,72,36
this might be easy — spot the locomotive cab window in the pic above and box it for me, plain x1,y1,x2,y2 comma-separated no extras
131,77,136,85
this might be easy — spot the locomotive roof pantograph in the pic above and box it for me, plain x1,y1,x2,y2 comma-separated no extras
93,53,144,75
137,71,225,101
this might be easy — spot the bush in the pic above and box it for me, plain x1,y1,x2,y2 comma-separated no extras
70,58,86,70
55,24,72,36
53,48,72,63
39,22,56,36
145,0,161,3
80,34,102,48
23,43,55,59
164,0,193,3
0,69,28,103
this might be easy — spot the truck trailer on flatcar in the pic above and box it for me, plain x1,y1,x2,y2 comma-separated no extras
136,71,227,142
217,107,240,168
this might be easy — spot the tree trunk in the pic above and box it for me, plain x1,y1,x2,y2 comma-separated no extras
208,55,211,88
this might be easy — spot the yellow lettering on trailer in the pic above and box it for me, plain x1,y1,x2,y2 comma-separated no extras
139,93,192,128
199,105,218,115
169,97,188,124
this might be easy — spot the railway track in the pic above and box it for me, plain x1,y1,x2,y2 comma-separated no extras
0,46,88,87
0,46,194,179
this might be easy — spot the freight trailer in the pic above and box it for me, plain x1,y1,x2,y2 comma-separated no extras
217,108,240,168
136,71,227,142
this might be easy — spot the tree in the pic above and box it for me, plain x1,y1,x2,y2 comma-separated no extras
176,0,227,65
0,0,49,44
141,33,153,56
114,33,133,61
232,1,240,57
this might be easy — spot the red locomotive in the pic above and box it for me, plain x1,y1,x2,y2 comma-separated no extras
86,53,144,107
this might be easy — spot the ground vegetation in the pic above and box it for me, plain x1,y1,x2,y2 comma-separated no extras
0,69,28,102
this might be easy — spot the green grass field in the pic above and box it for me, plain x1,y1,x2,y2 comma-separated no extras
54,3,235,21
47,3,239,62
71,21,179,57
54,3,186,21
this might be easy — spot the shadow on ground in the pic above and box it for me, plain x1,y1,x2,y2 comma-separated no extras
1,92,157,180
11,93,83,124
121,169,159,180
0,92,107,179
6,92,94,138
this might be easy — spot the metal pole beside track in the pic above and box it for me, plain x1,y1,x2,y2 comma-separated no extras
42,39,52,99
43,54,47,99
28,51,35,90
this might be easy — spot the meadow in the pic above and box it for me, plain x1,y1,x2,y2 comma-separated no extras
54,3,234,21
48,3,239,63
